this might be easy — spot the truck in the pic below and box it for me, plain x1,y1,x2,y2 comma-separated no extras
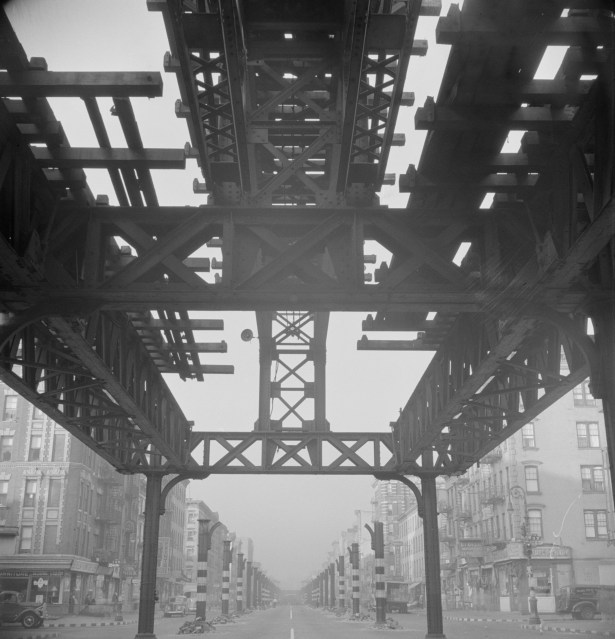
386,582,410,613
556,585,615,620
0,590,46,628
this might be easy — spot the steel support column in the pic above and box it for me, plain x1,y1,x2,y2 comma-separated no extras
253,567,260,607
135,473,162,639
236,552,244,613
593,308,615,504
329,563,335,608
365,521,386,625
245,561,253,609
337,555,345,611
323,568,329,607
375,472,445,638
349,542,360,615
422,475,446,639
196,518,221,621
222,540,231,615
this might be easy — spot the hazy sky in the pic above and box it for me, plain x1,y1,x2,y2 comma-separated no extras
6,0,457,587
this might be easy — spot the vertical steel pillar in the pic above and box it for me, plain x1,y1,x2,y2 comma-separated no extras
350,543,360,614
593,309,615,507
337,555,345,611
195,519,216,621
135,473,162,639
245,561,253,609
236,553,244,613
329,562,336,608
256,570,262,607
222,540,231,615
422,475,446,639
253,567,260,607
323,568,329,607
366,521,386,624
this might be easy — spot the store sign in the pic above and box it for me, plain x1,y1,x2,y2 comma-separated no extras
458,540,484,558
71,559,97,574
531,545,572,560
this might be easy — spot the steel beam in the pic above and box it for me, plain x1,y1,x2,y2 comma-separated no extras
0,70,163,97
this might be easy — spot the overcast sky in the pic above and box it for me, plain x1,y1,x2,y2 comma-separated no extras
6,0,461,588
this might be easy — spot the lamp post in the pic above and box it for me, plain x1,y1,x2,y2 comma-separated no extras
508,486,540,624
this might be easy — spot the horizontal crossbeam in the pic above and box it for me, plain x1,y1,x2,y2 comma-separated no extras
0,71,163,97
190,431,408,475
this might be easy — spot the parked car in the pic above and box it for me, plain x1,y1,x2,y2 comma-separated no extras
163,595,187,617
556,585,615,620
0,590,46,628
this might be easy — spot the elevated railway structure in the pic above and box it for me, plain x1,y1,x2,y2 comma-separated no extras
0,1,613,637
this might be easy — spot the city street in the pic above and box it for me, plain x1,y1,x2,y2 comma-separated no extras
3,606,615,639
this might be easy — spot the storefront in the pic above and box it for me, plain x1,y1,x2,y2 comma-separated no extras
0,555,98,613
494,543,572,613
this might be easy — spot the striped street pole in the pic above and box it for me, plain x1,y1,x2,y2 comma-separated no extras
245,561,253,609
222,540,232,615
366,521,386,625
323,568,329,608
337,555,345,611
236,552,244,612
253,567,260,607
197,519,220,621
329,563,336,608
349,543,360,615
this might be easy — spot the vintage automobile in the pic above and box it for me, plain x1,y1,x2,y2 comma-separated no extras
163,595,187,617
0,590,46,628
556,585,615,620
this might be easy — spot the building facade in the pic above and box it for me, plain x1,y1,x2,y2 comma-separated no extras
0,382,185,613
435,379,615,612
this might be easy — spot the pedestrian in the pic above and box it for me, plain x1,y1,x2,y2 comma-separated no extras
69,592,76,614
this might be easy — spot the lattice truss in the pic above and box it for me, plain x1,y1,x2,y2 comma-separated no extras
0,313,190,470
155,0,428,206
191,430,397,474
257,311,323,430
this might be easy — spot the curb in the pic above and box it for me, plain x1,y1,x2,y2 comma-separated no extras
522,624,615,637
0,633,59,639
441,614,615,637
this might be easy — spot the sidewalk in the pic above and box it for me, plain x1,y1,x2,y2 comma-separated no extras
437,608,615,636
45,608,163,628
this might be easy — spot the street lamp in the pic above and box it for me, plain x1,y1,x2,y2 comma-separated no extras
508,485,540,624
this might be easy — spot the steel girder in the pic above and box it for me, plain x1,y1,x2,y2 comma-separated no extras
190,430,400,474
152,0,429,206
2,204,592,316
0,11,198,470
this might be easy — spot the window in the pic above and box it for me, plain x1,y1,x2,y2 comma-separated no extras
577,422,600,448
521,423,536,448
32,406,45,420
573,380,596,406
51,433,65,462
28,434,42,461
47,478,61,507
43,524,58,554
527,509,543,538
525,466,540,493
584,510,608,539
0,480,8,507
581,466,605,492
19,525,33,552
23,480,37,507
0,435,13,461
2,394,17,420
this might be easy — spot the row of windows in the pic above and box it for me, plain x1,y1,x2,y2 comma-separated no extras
520,421,600,449
0,432,66,462
463,508,609,541
523,464,606,494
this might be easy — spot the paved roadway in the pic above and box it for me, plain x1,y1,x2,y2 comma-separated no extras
3,605,615,639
